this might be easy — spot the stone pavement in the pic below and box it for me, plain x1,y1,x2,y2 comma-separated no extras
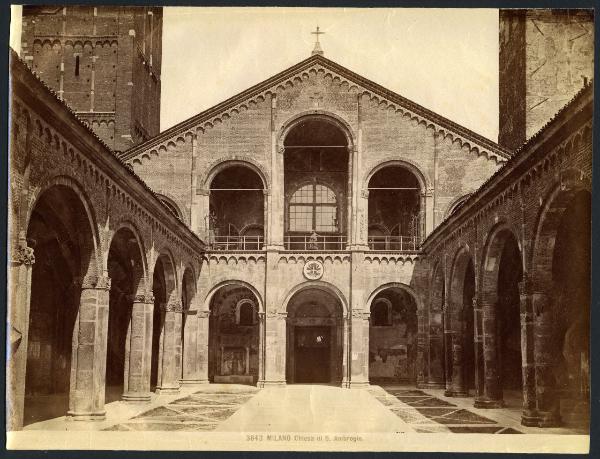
21,383,585,435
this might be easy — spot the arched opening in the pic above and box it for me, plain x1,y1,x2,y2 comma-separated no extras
537,189,590,425
24,185,95,425
284,117,349,250
481,228,523,405
209,165,265,250
105,227,144,403
150,254,176,391
369,286,418,384
208,284,260,384
368,165,422,251
448,251,476,396
286,287,344,384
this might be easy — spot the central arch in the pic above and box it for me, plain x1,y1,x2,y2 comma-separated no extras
285,283,346,384
282,114,352,251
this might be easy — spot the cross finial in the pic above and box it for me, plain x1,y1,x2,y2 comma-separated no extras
311,25,325,56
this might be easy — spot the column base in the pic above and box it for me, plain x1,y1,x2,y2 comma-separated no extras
155,385,180,395
521,409,541,427
444,389,469,397
66,410,106,421
257,380,286,388
122,392,152,402
347,381,370,389
474,397,504,409
180,379,210,385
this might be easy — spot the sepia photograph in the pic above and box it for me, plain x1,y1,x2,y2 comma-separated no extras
5,5,593,453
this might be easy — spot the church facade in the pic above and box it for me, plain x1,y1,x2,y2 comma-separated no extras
8,7,592,432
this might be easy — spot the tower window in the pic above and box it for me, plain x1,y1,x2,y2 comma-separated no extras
75,56,80,76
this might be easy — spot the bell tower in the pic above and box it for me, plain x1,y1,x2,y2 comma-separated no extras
20,6,163,153
498,9,593,151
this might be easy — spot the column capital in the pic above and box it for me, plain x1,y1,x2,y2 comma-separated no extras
164,300,183,313
351,310,370,320
266,311,287,319
360,189,369,199
196,310,210,318
196,188,210,196
81,275,111,290
12,244,35,266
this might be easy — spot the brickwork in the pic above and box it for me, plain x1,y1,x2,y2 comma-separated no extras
20,5,162,152
499,8,593,150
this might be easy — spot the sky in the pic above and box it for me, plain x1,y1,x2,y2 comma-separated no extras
11,7,499,141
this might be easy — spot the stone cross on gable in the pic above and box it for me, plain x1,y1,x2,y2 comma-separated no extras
311,25,325,56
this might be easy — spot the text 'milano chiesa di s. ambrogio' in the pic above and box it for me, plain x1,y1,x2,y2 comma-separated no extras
8,7,593,432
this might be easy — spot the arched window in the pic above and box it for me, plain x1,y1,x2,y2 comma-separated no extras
371,298,392,326
236,299,256,326
289,183,338,233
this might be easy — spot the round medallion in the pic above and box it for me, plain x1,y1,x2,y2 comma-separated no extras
303,259,324,280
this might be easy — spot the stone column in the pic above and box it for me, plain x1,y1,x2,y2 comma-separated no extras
353,190,370,249
67,275,111,420
262,190,269,249
345,146,354,248
423,189,434,238
341,315,350,387
257,311,266,386
122,293,154,402
260,311,287,387
442,304,453,394
155,300,182,394
349,311,370,388
425,307,445,389
531,291,561,426
7,244,35,431
518,275,539,426
196,310,210,384
195,189,210,242
472,297,485,401
181,310,202,384
474,298,503,408
416,308,428,388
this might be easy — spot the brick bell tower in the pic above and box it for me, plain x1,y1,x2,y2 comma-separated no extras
20,5,162,153
498,9,593,151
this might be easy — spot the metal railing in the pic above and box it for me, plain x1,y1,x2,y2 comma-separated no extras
284,235,348,251
209,235,264,251
367,236,420,251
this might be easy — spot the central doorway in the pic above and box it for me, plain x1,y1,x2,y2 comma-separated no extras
294,327,331,383
286,287,343,384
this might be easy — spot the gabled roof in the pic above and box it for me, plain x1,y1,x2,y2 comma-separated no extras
121,53,511,162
